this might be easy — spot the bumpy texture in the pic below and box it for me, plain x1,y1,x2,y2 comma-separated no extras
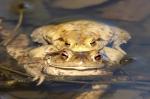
5,20,131,85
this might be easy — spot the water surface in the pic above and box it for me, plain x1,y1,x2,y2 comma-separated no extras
0,0,150,99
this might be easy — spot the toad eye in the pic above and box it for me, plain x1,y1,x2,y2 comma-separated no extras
57,38,70,46
90,40,96,46
90,38,103,46
33,42,43,47
94,54,101,61
58,38,64,41
61,51,68,60
43,36,52,45
65,42,70,46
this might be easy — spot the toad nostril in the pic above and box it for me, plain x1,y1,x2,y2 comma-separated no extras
94,54,101,61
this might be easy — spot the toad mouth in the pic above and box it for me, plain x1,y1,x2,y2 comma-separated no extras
45,56,105,71
47,65,104,71
44,65,111,76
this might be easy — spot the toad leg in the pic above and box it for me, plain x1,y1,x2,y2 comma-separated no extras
25,45,59,85
100,47,125,64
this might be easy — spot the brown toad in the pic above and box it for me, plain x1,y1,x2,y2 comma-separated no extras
5,20,131,85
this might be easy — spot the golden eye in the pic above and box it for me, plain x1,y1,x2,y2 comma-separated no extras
65,42,70,46
43,36,52,44
58,38,64,41
61,51,68,60
57,38,70,46
94,54,101,61
34,42,42,47
90,40,96,46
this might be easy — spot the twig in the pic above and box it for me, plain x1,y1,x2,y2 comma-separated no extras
13,9,24,32
3,9,24,46
0,65,30,77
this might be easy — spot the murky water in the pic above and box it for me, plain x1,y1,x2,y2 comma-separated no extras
0,0,150,99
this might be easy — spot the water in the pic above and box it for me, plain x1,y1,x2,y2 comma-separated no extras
0,0,150,99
